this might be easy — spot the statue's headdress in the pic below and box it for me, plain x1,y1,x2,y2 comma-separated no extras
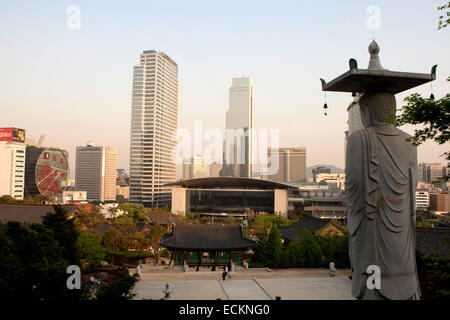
320,41,436,96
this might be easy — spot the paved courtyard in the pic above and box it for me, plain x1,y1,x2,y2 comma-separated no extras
131,265,353,300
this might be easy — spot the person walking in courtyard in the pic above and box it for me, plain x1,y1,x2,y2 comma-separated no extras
226,264,231,280
222,265,227,281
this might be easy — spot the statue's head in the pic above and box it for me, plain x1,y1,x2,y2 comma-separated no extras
359,92,396,127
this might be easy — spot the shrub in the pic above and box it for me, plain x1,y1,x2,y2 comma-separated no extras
95,269,138,300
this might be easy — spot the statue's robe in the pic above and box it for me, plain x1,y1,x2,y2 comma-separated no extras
345,124,420,300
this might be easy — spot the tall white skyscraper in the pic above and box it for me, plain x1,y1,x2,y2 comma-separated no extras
129,50,178,207
220,76,254,178
75,142,117,202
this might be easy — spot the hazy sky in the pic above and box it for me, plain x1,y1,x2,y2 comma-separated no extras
1,0,449,178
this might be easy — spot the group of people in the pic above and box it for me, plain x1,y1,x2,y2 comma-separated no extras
221,264,232,281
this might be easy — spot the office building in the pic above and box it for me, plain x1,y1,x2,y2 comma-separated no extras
220,77,254,178
425,163,445,184
0,128,26,199
182,155,207,180
116,186,130,200
429,193,450,215
267,147,306,183
418,163,426,183
315,173,346,190
209,162,223,177
129,50,178,207
290,185,347,219
61,190,87,204
116,169,130,200
167,177,295,218
415,191,430,211
75,142,117,202
116,169,129,187
312,166,331,182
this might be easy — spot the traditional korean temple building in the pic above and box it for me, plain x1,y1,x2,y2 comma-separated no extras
161,223,257,267
0,203,78,224
280,214,344,244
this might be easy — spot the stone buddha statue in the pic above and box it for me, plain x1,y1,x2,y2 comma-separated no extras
321,40,436,300
345,90,420,300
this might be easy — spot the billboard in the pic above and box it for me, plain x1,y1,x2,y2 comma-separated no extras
0,128,26,143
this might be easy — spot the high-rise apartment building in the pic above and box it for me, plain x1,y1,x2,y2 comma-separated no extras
426,163,445,184
267,147,306,183
75,142,117,202
0,128,26,199
418,163,426,183
415,191,430,210
182,155,207,180
220,77,254,178
129,50,178,207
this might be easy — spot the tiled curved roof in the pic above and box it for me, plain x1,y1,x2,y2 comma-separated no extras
161,223,257,250
0,204,78,225
280,215,333,242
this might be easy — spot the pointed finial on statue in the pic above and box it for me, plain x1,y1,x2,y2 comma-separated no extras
368,40,384,71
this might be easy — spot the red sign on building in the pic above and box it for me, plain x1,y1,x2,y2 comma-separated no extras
0,128,26,142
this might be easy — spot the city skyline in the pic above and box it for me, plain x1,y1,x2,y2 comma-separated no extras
1,1,449,178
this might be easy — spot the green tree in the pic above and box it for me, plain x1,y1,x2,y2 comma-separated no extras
298,229,323,267
42,205,80,265
0,221,81,300
116,194,126,204
77,231,105,267
288,239,302,267
395,92,449,182
265,227,283,268
73,208,106,230
116,203,149,223
95,269,138,300
148,224,166,264
419,255,450,299
438,2,450,30
395,3,450,182
0,195,16,203
102,226,121,251
251,214,291,238
128,231,147,251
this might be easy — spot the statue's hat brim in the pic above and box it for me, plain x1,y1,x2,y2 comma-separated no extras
320,65,436,95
